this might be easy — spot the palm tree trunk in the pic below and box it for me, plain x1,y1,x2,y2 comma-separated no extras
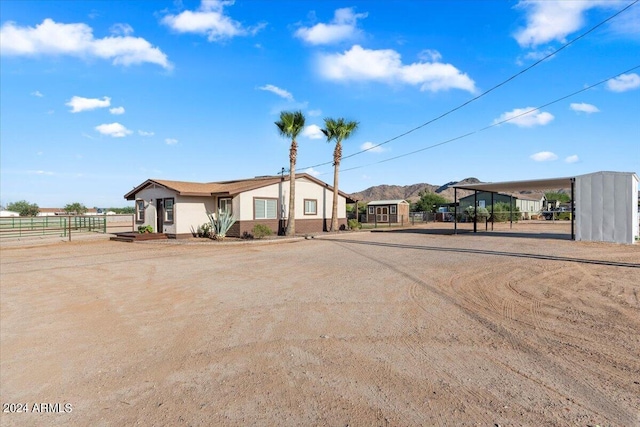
331,142,341,231
285,140,297,236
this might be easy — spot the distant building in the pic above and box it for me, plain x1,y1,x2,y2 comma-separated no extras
365,200,410,224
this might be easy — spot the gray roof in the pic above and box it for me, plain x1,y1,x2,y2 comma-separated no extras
454,177,574,192
367,199,409,205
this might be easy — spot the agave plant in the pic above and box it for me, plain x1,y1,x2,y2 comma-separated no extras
208,209,237,240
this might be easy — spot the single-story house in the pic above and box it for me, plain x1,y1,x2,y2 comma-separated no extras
124,173,354,238
365,200,410,224
0,210,20,217
459,192,545,219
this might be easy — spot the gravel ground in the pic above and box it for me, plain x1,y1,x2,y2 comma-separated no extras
1,223,639,426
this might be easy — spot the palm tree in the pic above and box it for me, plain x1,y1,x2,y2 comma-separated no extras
322,117,359,232
275,111,306,236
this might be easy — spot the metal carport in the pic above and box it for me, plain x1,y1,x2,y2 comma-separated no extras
453,172,639,244
453,176,575,238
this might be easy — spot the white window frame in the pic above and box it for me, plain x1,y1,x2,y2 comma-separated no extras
254,198,277,219
136,200,145,223
164,198,174,223
304,199,317,215
390,205,397,214
219,197,232,215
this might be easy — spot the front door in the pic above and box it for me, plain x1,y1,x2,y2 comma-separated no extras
376,206,388,222
156,199,164,233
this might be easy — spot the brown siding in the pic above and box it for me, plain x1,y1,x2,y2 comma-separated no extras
231,218,347,237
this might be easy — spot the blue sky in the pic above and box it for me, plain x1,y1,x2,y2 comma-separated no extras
1,0,639,208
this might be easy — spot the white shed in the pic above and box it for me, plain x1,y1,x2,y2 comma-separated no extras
575,171,639,244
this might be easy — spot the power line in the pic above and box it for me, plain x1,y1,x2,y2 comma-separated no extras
335,64,640,174
294,0,639,173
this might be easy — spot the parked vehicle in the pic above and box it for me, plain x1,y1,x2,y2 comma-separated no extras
542,207,572,220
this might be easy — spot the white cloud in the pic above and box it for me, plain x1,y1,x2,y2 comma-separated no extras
109,106,125,115
418,49,442,62
161,0,264,42
31,90,43,97
360,141,385,153
28,170,55,176
493,107,554,127
606,73,640,92
110,23,134,36
258,84,293,101
317,45,476,93
565,155,579,163
302,124,324,140
165,138,178,145
530,151,558,161
138,130,154,137
66,96,110,113
513,1,614,48
95,122,132,137
295,7,367,45
307,109,322,117
303,167,321,177
0,18,171,69
570,102,599,113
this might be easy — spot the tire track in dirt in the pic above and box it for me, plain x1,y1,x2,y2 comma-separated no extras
330,240,494,425
450,261,637,425
326,238,636,425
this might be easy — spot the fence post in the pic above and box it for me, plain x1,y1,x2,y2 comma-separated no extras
68,216,71,241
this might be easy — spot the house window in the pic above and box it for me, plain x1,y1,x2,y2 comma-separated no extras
390,205,397,214
304,199,317,215
136,200,145,223
369,206,375,214
219,198,232,215
254,198,277,219
164,198,174,223
479,200,486,208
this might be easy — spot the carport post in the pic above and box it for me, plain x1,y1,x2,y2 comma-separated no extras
510,195,513,229
473,191,477,233
491,192,494,231
571,178,575,240
454,188,457,234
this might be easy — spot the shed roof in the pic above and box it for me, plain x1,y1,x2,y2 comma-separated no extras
125,173,355,202
367,199,409,205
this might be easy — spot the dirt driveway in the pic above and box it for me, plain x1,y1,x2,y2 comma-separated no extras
1,228,639,426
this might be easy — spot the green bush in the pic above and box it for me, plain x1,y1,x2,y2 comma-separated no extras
464,206,489,220
489,202,520,222
137,225,153,233
252,224,273,239
348,219,361,230
197,223,211,238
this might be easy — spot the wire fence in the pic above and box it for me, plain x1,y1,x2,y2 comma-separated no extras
0,214,134,240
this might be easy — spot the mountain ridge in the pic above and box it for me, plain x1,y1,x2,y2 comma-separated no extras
349,178,481,203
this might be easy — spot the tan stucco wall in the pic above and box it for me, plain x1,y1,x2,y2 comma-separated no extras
135,186,177,234
237,177,346,221
175,195,216,235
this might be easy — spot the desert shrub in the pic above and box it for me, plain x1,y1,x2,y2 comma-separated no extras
489,202,520,222
348,219,361,230
197,223,211,238
252,224,273,239
464,206,489,220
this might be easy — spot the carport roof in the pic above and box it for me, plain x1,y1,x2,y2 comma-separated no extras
453,176,574,193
